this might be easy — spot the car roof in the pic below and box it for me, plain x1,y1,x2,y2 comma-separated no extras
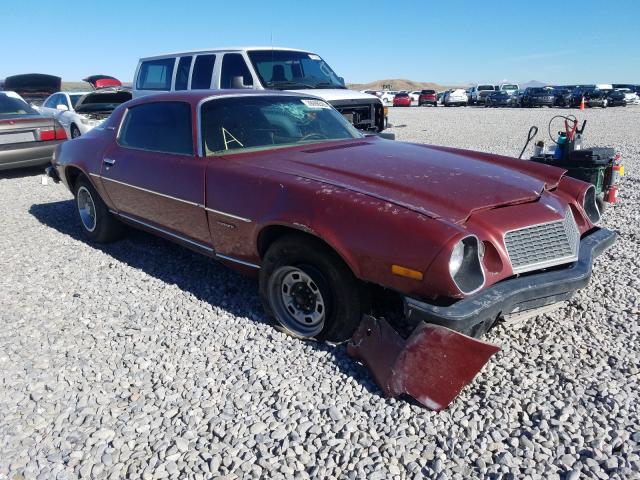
140,46,312,60
125,89,321,108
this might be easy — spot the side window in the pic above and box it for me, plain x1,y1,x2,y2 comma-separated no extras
175,56,192,91
59,95,70,109
119,102,193,155
136,58,175,91
191,55,216,89
43,94,58,108
220,53,254,89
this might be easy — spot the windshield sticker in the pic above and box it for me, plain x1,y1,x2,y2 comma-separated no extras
301,99,330,109
308,54,321,61
222,127,244,150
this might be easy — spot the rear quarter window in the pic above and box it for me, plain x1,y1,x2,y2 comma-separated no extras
136,59,175,91
119,102,193,155
191,55,216,90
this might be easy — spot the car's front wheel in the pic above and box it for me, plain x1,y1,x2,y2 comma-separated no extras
74,176,124,243
259,234,366,343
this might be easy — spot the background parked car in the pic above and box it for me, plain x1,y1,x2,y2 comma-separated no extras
552,87,573,107
606,89,627,107
521,87,555,107
409,91,421,103
418,89,437,106
393,92,412,107
443,89,468,107
485,90,511,107
511,89,525,107
40,88,132,138
379,91,398,105
0,91,67,170
498,83,519,95
616,88,640,105
468,84,495,105
569,87,608,108
2,74,61,107
436,91,446,105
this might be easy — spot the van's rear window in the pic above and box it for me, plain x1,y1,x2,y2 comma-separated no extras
136,59,175,91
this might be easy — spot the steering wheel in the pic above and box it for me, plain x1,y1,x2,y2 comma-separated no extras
300,133,327,141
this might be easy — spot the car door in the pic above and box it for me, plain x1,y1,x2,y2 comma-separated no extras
40,93,60,118
99,100,212,249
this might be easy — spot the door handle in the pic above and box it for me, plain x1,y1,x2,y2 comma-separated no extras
103,158,116,167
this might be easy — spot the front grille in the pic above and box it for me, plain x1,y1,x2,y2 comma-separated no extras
504,210,579,274
334,104,372,123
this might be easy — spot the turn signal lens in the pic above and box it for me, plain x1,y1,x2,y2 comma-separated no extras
391,265,423,281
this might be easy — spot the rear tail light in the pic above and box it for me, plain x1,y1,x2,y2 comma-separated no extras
39,125,67,141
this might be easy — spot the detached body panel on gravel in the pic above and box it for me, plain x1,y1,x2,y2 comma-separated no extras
50,90,615,341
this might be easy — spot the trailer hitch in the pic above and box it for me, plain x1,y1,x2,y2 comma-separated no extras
347,315,500,410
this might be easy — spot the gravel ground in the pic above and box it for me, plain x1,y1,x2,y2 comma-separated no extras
1,106,639,480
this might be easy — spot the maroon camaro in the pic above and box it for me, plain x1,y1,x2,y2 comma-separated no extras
48,90,616,345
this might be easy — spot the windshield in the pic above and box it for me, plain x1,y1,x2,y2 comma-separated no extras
69,94,83,108
200,95,362,156
478,85,494,91
501,84,517,91
0,95,39,118
247,50,345,90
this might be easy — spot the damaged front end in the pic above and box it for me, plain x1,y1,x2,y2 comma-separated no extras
347,315,499,411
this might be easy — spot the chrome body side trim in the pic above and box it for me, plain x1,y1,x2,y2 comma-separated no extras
205,207,252,223
215,253,260,269
117,212,214,252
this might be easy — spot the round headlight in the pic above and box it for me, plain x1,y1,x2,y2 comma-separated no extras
583,185,601,224
448,236,485,295
449,240,465,277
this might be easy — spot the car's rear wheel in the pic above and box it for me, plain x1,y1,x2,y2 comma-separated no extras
259,234,366,343
71,124,81,139
74,176,124,243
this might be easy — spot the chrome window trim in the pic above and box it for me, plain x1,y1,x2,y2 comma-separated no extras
196,92,321,157
115,101,195,156
502,209,580,275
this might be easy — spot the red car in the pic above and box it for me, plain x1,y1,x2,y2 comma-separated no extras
418,89,438,106
48,90,615,344
392,92,412,107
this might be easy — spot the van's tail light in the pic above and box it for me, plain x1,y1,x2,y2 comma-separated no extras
39,125,67,141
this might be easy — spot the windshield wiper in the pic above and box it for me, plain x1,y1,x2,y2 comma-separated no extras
314,82,346,89
263,80,316,90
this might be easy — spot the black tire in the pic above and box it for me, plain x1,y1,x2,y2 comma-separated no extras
71,124,81,139
259,234,367,343
596,195,607,213
73,176,125,243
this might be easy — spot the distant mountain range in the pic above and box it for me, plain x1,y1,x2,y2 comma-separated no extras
347,79,462,92
347,78,552,91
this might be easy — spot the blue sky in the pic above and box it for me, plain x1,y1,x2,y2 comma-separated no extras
1,0,638,85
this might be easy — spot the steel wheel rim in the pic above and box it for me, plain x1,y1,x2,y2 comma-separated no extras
77,186,97,232
268,266,326,338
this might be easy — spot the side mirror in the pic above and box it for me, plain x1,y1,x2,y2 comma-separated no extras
56,104,68,111
231,76,250,89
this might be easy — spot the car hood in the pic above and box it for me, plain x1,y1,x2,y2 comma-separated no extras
74,89,132,112
244,139,565,224
289,88,379,103
82,75,122,89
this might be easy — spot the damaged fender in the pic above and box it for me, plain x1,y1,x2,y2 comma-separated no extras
347,315,500,410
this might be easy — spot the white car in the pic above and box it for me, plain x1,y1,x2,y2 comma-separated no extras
409,91,421,102
40,88,131,138
617,88,640,105
443,89,468,106
379,91,399,105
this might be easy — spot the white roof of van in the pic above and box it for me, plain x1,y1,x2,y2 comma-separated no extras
140,46,312,61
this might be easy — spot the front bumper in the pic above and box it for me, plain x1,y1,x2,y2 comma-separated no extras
404,227,616,337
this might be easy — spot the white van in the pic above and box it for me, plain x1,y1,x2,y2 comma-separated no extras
133,47,386,132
